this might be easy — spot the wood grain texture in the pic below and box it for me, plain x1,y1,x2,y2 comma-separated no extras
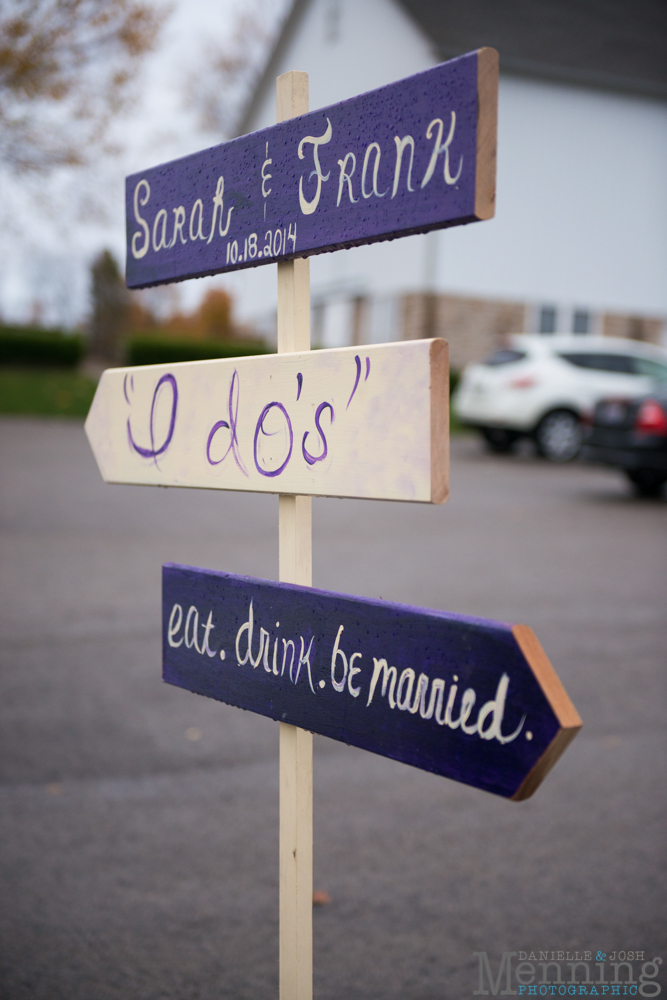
279,494,312,587
125,51,496,289
475,47,499,221
84,340,449,503
277,258,310,353
430,339,449,505
279,721,312,1000
276,70,313,1000
162,566,582,801
277,70,308,124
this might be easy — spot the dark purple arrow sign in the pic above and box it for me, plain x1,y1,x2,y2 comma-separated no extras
126,48,497,288
163,564,581,800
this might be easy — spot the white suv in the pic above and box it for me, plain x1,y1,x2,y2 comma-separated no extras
453,335,667,461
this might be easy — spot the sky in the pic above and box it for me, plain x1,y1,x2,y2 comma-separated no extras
0,0,290,329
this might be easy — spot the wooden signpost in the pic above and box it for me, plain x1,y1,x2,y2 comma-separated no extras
85,50,582,1000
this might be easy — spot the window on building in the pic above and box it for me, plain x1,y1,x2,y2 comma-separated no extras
539,306,557,334
573,310,590,334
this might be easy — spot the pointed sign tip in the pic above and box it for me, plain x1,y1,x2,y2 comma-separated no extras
510,624,582,801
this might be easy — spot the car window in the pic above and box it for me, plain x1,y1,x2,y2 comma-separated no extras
481,349,526,366
558,352,637,374
633,357,667,379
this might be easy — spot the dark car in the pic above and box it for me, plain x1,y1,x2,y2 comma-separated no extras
583,382,667,496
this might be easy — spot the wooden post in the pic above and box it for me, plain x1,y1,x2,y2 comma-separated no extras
276,70,312,1000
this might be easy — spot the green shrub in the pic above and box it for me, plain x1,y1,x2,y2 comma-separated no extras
449,368,460,396
0,367,96,417
127,336,271,367
0,326,84,367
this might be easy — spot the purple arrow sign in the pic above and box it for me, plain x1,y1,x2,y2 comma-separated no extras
162,564,581,801
126,48,497,288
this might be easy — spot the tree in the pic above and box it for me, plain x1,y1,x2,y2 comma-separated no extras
196,288,233,340
125,285,237,342
0,0,166,174
88,249,128,364
185,0,288,139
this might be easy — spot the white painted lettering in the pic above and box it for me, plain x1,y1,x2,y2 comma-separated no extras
298,118,332,215
331,625,347,691
421,118,444,188
396,667,415,710
367,657,397,708
184,605,202,653
207,176,233,244
260,628,271,674
152,208,169,251
295,636,316,693
170,206,187,247
348,652,362,698
419,676,443,720
236,601,254,665
131,179,150,259
167,603,183,647
361,142,387,198
442,111,463,184
261,143,272,198
476,673,525,744
282,638,295,678
410,673,429,714
392,135,415,197
444,681,459,727
200,610,217,658
189,198,205,241
459,688,478,734
336,151,358,206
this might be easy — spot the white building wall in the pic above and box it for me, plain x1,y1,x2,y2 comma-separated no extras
444,76,667,317
224,0,667,337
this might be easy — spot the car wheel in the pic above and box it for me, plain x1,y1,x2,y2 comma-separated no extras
625,469,667,497
535,410,582,462
480,427,520,453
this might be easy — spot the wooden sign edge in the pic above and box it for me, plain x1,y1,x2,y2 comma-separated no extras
430,338,449,504
510,624,583,801
475,47,499,222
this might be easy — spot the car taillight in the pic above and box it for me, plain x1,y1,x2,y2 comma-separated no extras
634,399,667,434
509,376,537,389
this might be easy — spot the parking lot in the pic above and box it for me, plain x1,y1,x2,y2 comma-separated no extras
0,417,665,1000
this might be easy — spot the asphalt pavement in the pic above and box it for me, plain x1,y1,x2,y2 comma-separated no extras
0,417,665,1000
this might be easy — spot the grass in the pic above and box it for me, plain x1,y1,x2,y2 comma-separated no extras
449,411,467,434
0,366,97,418
0,364,469,431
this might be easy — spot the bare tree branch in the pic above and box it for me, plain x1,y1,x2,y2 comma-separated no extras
184,0,289,140
0,0,168,172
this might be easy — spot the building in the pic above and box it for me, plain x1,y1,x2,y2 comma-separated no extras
223,0,667,369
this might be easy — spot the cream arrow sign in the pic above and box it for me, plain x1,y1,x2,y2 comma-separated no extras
85,339,449,503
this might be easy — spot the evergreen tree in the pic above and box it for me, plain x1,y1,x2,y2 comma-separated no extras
88,250,128,364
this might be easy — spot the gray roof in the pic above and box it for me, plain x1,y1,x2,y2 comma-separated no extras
237,0,666,135
400,0,667,98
